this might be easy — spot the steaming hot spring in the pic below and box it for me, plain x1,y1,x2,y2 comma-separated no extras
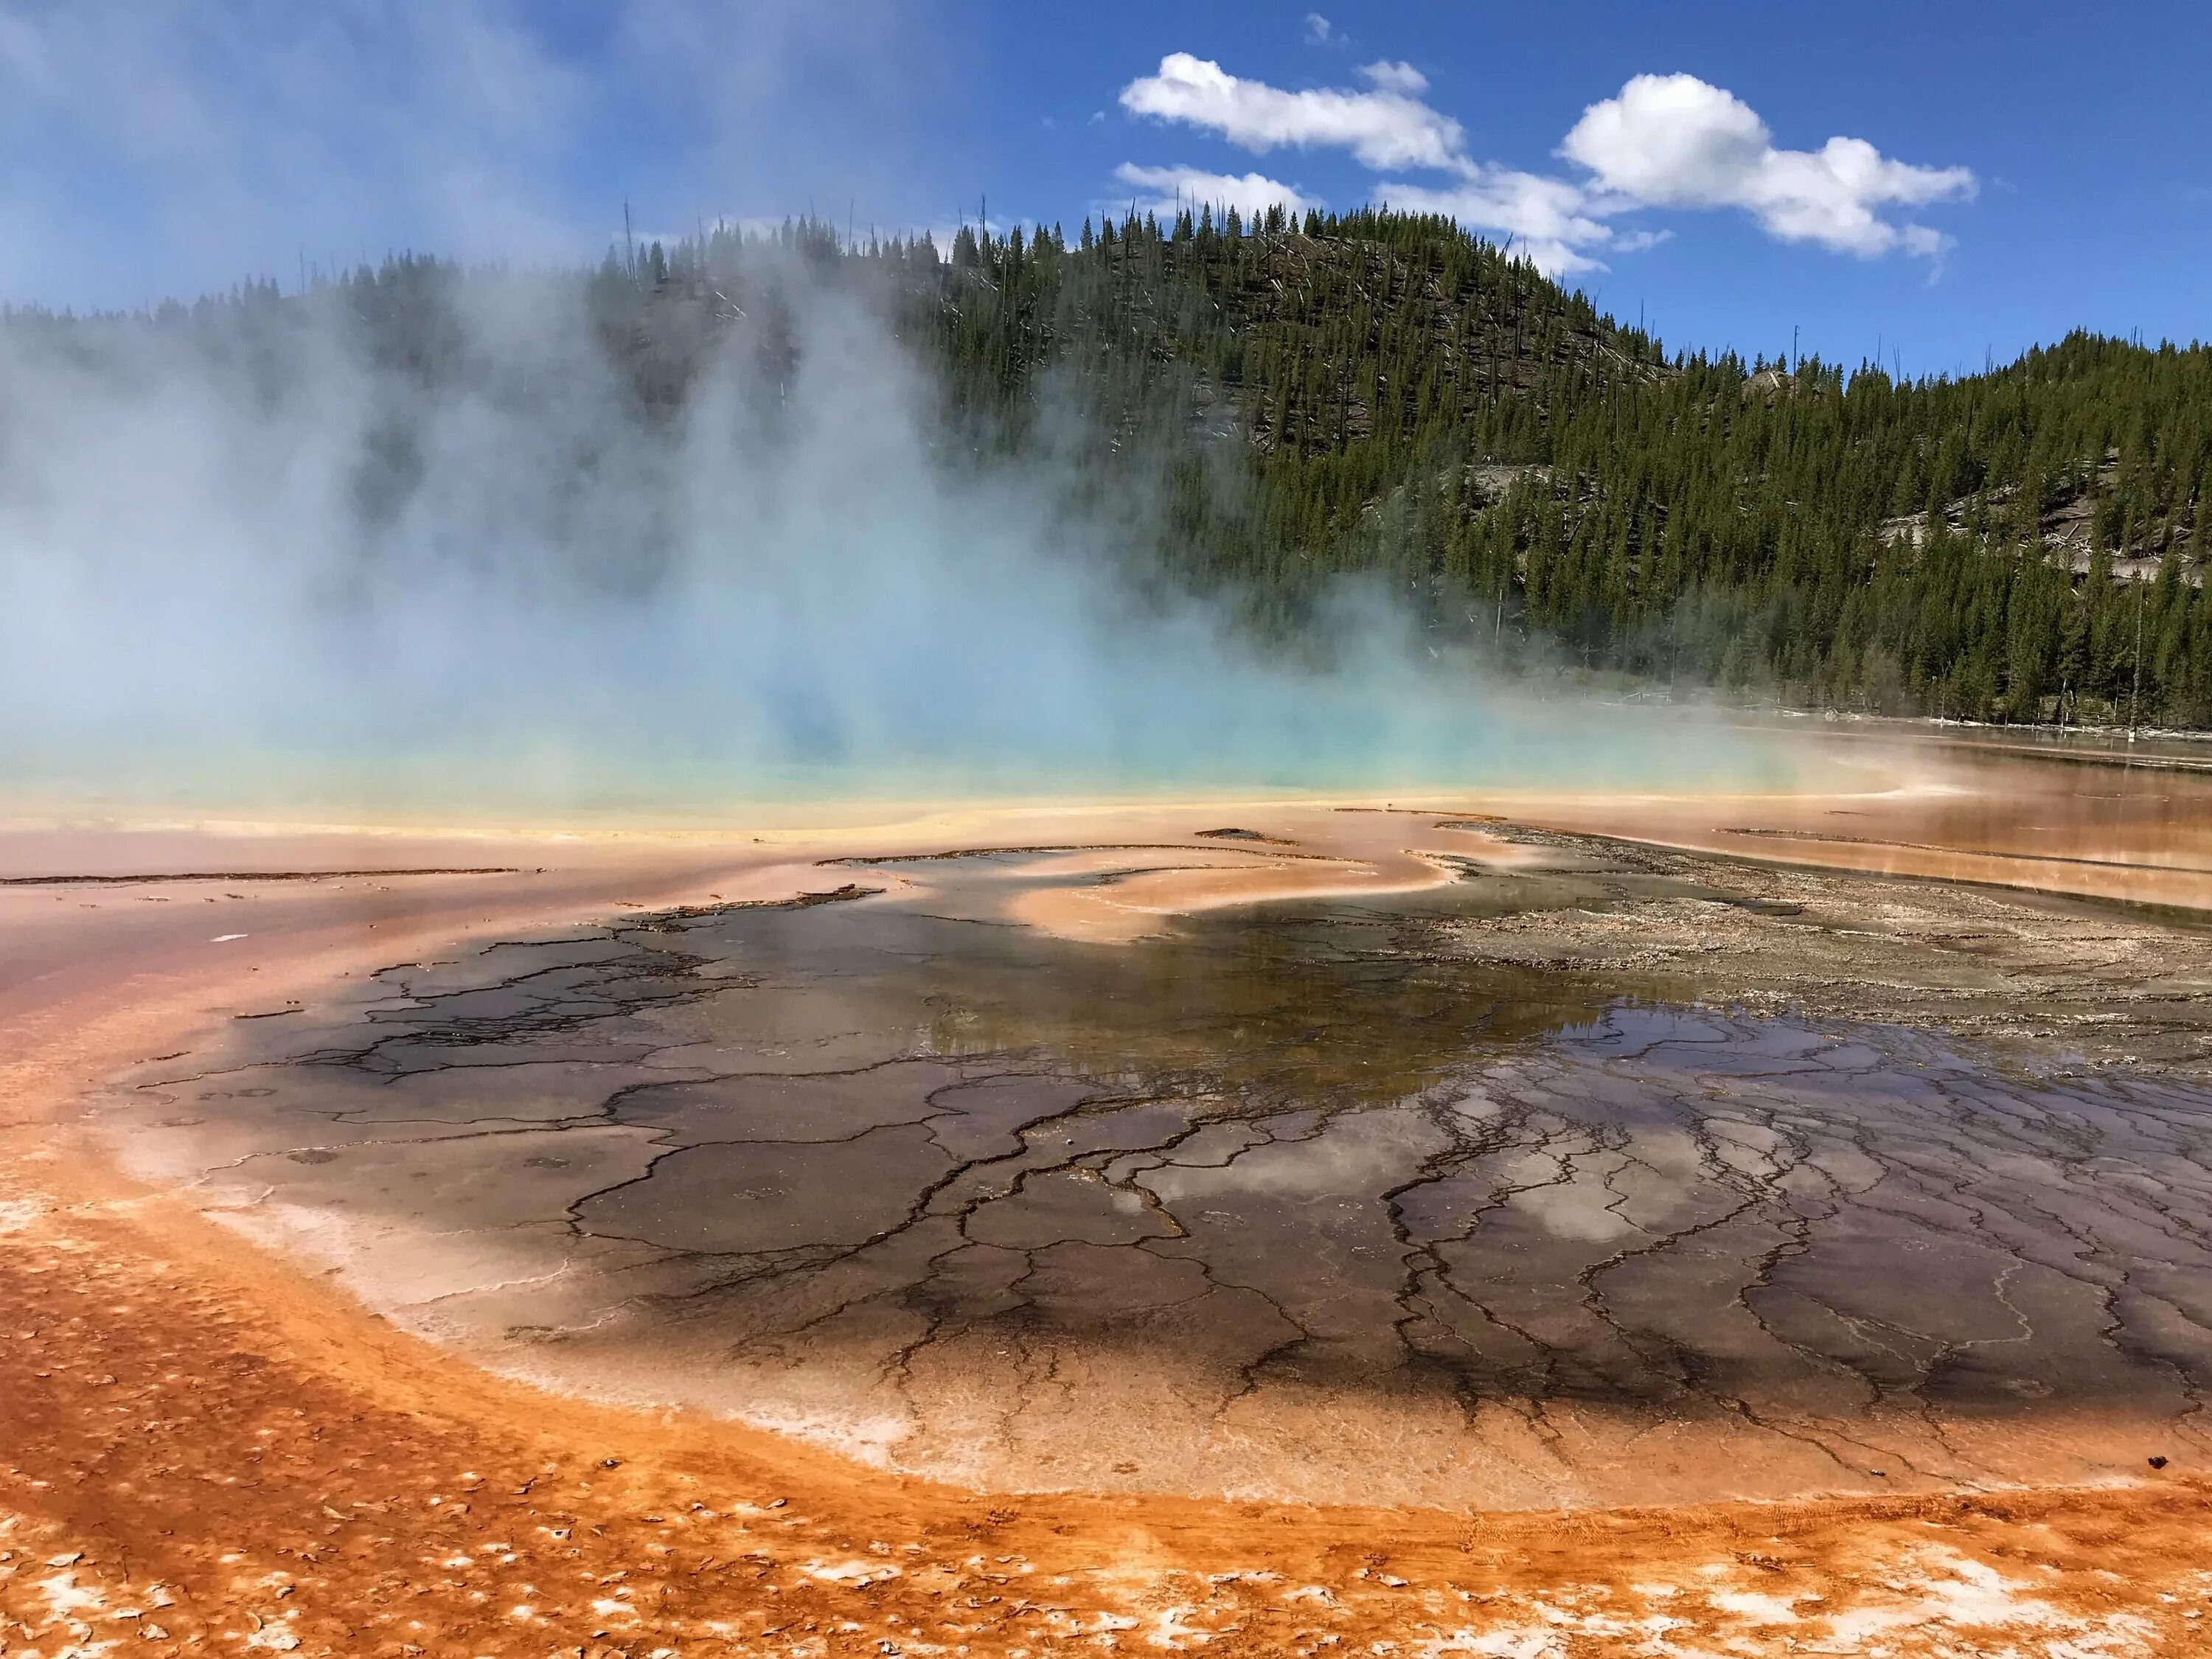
10,237,2212,1658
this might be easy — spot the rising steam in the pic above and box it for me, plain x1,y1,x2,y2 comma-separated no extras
0,246,1784,822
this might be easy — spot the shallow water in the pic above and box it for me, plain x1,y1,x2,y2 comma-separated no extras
109,844,2212,1508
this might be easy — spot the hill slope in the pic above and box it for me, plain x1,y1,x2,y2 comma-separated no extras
888,209,2211,726
11,207,2211,725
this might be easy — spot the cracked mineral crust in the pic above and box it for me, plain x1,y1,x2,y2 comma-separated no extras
100,827,2212,1511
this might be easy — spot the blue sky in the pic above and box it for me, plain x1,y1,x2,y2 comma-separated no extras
2,1,2205,377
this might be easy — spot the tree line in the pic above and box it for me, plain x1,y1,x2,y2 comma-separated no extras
11,206,2209,725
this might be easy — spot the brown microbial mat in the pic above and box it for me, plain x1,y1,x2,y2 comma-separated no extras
99,835,2212,1513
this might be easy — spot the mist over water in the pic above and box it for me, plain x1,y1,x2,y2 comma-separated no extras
0,251,1791,823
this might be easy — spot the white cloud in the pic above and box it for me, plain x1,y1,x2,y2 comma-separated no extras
1113,55,1973,274
1357,60,1429,96
1304,13,1334,46
1113,164,1319,220
1119,52,1465,173
1899,223,1950,260
1375,171,1611,274
1559,73,1974,257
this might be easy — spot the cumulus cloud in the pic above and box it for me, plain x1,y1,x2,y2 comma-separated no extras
1116,52,1606,270
1119,52,1466,173
1357,60,1430,96
1113,163,1319,220
1113,55,1972,274
1559,73,1975,256
1304,13,1335,46
1374,171,1612,275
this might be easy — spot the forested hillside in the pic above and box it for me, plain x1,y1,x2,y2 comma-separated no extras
13,207,2211,726
882,206,2208,726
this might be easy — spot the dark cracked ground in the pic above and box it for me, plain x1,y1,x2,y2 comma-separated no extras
91,835,2212,1511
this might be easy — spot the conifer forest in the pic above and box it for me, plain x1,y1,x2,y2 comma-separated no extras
15,206,2209,727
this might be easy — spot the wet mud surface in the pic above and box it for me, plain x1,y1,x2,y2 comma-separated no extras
100,833,2212,1510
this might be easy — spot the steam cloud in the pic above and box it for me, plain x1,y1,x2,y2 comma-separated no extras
0,250,1781,822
